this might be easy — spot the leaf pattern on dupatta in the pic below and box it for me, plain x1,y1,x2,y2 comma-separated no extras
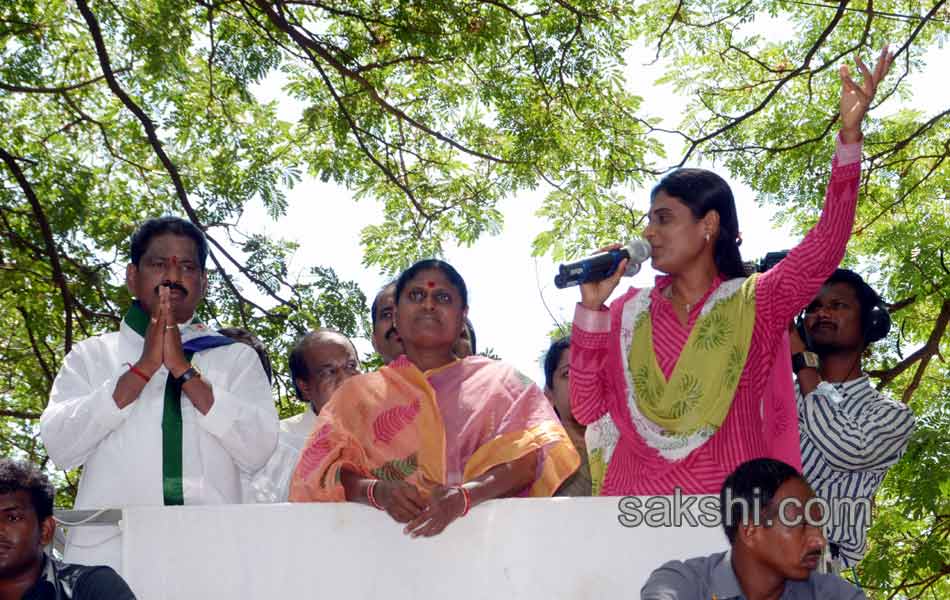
671,373,703,419
371,454,418,481
372,399,420,444
633,365,659,408
295,423,334,481
694,311,732,351
722,344,745,390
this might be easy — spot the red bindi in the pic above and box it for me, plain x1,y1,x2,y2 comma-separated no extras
170,255,178,267
426,281,435,288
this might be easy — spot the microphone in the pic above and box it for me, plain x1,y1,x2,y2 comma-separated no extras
554,239,652,289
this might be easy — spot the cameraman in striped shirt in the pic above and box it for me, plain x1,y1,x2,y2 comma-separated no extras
791,269,915,571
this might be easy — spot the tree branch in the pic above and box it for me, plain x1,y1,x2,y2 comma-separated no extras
14,306,55,387
674,1,849,166
0,68,129,94
869,299,950,397
0,146,74,354
75,0,192,216
252,0,515,165
75,0,293,321
0,409,41,420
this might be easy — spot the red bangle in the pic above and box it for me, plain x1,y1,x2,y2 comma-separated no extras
125,363,150,383
367,480,383,510
457,485,471,517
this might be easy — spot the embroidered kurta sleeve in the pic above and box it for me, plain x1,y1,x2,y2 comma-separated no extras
193,344,279,473
570,303,613,425
755,134,863,331
41,341,134,470
800,383,916,471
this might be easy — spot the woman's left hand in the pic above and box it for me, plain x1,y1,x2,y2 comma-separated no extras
839,46,894,141
403,485,467,538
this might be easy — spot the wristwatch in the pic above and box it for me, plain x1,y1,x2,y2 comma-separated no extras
174,365,202,386
792,351,819,374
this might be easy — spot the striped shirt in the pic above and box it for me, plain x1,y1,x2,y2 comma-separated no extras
571,134,862,495
798,377,915,566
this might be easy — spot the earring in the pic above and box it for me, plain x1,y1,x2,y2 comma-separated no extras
704,232,710,242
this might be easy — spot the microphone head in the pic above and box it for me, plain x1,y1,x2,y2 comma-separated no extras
623,261,642,277
624,238,652,263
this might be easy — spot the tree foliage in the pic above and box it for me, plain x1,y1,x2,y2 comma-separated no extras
1,0,948,595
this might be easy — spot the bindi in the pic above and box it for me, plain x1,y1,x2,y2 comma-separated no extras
426,281,435,288
170,255,178,267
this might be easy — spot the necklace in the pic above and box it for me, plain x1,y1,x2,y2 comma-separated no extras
663,285,703,312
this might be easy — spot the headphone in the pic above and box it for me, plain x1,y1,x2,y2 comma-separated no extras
863,300,891,345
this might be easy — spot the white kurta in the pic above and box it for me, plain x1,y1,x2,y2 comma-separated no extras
41,318,279,571
244,409,317,503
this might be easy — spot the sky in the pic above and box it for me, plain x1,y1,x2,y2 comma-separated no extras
243,35,948,387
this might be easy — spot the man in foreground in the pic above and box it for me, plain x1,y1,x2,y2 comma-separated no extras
641,458,865,599
0,459,136,599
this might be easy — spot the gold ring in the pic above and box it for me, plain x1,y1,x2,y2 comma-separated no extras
150,318,158,324
165,325,176,330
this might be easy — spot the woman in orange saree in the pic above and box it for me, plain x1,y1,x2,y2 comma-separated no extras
290,259,579,536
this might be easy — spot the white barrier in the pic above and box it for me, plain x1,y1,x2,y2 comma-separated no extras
116,497,728,599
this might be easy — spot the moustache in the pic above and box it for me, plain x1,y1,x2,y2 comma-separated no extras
155,281,188,297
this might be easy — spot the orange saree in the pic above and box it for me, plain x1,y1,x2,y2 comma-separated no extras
290,355,579,501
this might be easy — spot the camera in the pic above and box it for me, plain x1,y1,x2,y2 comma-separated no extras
752,250,790,274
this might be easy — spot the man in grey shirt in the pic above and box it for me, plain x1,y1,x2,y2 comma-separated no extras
641,458,865,599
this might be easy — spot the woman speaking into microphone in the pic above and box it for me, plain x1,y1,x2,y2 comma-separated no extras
571,48,893,496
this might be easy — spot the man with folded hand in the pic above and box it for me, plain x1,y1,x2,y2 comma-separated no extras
41,216,278,569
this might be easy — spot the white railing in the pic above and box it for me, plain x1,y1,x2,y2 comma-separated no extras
61,498,728,599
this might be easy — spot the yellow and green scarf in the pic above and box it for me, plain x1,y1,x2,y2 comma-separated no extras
629,275,758,437
586,275,759,493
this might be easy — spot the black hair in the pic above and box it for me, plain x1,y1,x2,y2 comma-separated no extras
287,328,358,401
371,281,397,328
218,328,273,384
719,458,801,544
130,216,209,270
463,317,477,355
651,168,746,279
822,269,886,342
0,458,55,522
394,259,469,309
544,336,571,390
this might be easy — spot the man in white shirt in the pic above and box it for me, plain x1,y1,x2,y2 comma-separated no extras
41,216,278,570
246,329,360,502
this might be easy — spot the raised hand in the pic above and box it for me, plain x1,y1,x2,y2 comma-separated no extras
839,46,894,142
